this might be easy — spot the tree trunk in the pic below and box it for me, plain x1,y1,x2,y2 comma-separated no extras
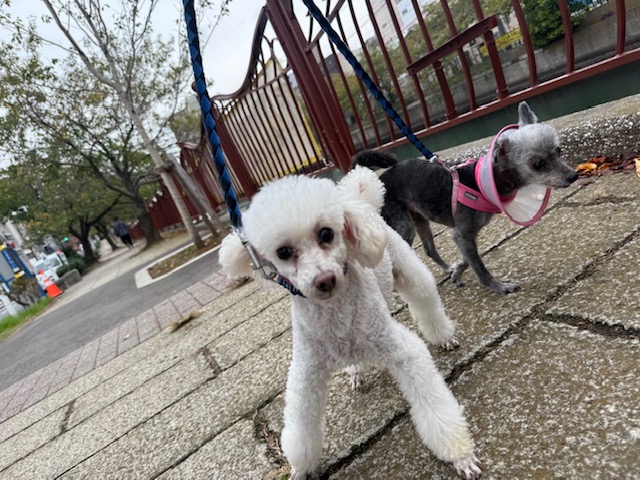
96,222,119,251
133,196,162,247
70,222,96,265
120,98,204,249
166,155,223,242
80,235,96,264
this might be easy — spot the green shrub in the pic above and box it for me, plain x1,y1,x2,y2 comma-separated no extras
62,246,80,259
523,0,587,49
56,257,86,277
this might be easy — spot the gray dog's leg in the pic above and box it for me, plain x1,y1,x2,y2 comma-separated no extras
452,227,519,294
411,213,452,274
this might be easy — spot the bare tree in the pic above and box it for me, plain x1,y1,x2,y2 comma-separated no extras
38,0,209,247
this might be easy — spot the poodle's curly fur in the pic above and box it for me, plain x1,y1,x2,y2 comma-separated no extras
219,167,481,479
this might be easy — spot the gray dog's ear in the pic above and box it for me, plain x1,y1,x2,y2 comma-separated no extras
494,136,511,167
518,101,538,126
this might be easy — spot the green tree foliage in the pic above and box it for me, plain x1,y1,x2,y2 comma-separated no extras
0,150,124,265
0,0,230,249
523,0,587,49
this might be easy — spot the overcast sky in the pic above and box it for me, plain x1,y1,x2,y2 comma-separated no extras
2,0,264,96
184,0,264,95
2,0,378,96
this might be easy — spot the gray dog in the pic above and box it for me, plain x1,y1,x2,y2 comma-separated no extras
353,102,578,294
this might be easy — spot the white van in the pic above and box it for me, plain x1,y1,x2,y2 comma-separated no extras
31,252,67,284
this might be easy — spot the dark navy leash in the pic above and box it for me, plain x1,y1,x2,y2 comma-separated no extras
302,0,444,165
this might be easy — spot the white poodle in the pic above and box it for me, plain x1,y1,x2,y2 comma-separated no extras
219,167,482,479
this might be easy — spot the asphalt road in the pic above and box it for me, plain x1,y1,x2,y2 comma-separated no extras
0,247,222,392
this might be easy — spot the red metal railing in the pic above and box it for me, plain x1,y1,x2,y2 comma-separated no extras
184,0,640,208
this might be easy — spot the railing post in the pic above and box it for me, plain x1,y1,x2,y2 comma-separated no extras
265,0,355,173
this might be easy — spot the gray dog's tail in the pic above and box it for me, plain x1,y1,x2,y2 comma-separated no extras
351,150,398,170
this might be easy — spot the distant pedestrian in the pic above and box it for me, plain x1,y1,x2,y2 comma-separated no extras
113,217,134,248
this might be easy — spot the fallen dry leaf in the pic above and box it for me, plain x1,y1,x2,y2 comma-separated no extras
577,153,640,177
576,162,598,174
589,156,608,164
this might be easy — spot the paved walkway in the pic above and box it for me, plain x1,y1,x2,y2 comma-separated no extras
0,97,638,478
0,234,232,424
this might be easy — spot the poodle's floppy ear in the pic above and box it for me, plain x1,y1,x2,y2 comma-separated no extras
338,166,388,268
518,101,538,126
219,232,253,279
342,200,388,268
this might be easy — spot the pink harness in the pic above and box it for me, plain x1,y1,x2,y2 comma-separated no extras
452,157,515,214
449,124,550,226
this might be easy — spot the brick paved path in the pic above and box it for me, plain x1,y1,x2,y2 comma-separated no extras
0,271,233,424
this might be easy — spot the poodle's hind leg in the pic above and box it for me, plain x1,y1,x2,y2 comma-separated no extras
384,323,481,479
386,225,458,350
281,359,331,478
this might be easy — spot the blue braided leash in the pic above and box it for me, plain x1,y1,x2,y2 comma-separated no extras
302,0,440,163
183,0,242,229
182,0,305,297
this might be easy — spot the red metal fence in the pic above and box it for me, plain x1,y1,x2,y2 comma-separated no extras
182,0,640,208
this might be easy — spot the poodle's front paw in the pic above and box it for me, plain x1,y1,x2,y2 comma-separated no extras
289,469,308,480
454,455,482,479
440,336,460,351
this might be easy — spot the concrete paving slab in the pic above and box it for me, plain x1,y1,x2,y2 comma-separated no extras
208,297,291,369
0,407,65,471
259,367,407,475
332,321,640,479
0,325,177,443
569,172,640,205
548,236,640,329
2,352,214,477
405,200,640,376
157,419,274,479
195,284,286,340
58,333,291,478
1,418,115,479
67,346,214,429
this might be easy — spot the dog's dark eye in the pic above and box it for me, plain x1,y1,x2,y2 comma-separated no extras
532,158,546,171
556,146,562,155
318,227,334,244
276,246,293,260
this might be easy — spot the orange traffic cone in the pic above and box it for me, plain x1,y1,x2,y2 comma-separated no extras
39,269,63,298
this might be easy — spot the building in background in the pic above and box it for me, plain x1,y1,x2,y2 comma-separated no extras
370,0,433,45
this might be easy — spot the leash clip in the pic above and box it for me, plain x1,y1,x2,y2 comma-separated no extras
237,230,277,280
236,228,305,297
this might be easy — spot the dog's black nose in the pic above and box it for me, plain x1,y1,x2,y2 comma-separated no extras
314,272,336,293
568,171,579,183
